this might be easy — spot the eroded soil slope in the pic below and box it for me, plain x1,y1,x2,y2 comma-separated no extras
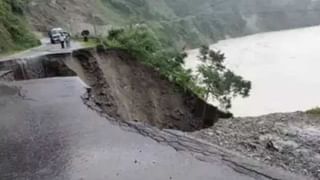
71,49,229,131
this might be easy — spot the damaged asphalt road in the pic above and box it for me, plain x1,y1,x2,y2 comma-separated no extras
0,77,249,180
0,77,311,180
0,38,83,62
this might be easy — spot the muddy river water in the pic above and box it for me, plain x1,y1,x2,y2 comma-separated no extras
186,26,320,116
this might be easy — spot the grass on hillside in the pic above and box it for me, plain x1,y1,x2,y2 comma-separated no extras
0,49,22,59
72,36,98,48
0,0,40,54
102,26,204,96
81,39,98,48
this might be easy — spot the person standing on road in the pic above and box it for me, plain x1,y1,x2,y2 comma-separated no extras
65,33,71,48
59,33,65,49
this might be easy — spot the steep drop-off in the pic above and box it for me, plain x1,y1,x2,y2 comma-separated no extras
72,48,230,131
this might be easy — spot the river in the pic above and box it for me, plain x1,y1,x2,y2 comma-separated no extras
186,26,320,116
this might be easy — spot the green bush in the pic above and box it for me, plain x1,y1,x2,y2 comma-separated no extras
104,26,160,60
102,26,202,93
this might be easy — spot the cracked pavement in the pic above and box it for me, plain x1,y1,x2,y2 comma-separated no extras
0,77,253,180
0,77,310,179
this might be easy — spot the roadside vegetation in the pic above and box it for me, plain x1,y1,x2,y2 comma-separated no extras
306,107,320,116
99,0,246,49
79,37,98,48
102,26,203,95
0,0,39,54
197,45,251,110
98,0,320,49
102,26,251,110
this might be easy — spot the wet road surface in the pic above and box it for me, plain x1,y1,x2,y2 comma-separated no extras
0,77,260,180
0,38,83,62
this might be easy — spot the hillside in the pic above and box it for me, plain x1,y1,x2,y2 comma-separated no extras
25,0,320,49
238,0,320,32
0,0,39,53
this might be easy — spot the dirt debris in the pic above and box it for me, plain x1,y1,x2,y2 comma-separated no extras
191,112,320,179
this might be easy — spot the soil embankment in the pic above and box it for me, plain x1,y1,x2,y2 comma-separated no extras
71,48,230,131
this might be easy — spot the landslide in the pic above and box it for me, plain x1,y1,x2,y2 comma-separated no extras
0,48,317,179
70,48,230,131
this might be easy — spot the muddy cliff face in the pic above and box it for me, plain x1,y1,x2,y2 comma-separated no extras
71,49,229,131
0,54,75,80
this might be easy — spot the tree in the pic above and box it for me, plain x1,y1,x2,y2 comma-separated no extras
197,45,251,110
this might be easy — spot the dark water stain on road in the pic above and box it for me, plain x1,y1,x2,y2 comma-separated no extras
0,84,18,97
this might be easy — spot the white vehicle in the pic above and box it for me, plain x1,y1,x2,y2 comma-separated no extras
48,28,64,44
